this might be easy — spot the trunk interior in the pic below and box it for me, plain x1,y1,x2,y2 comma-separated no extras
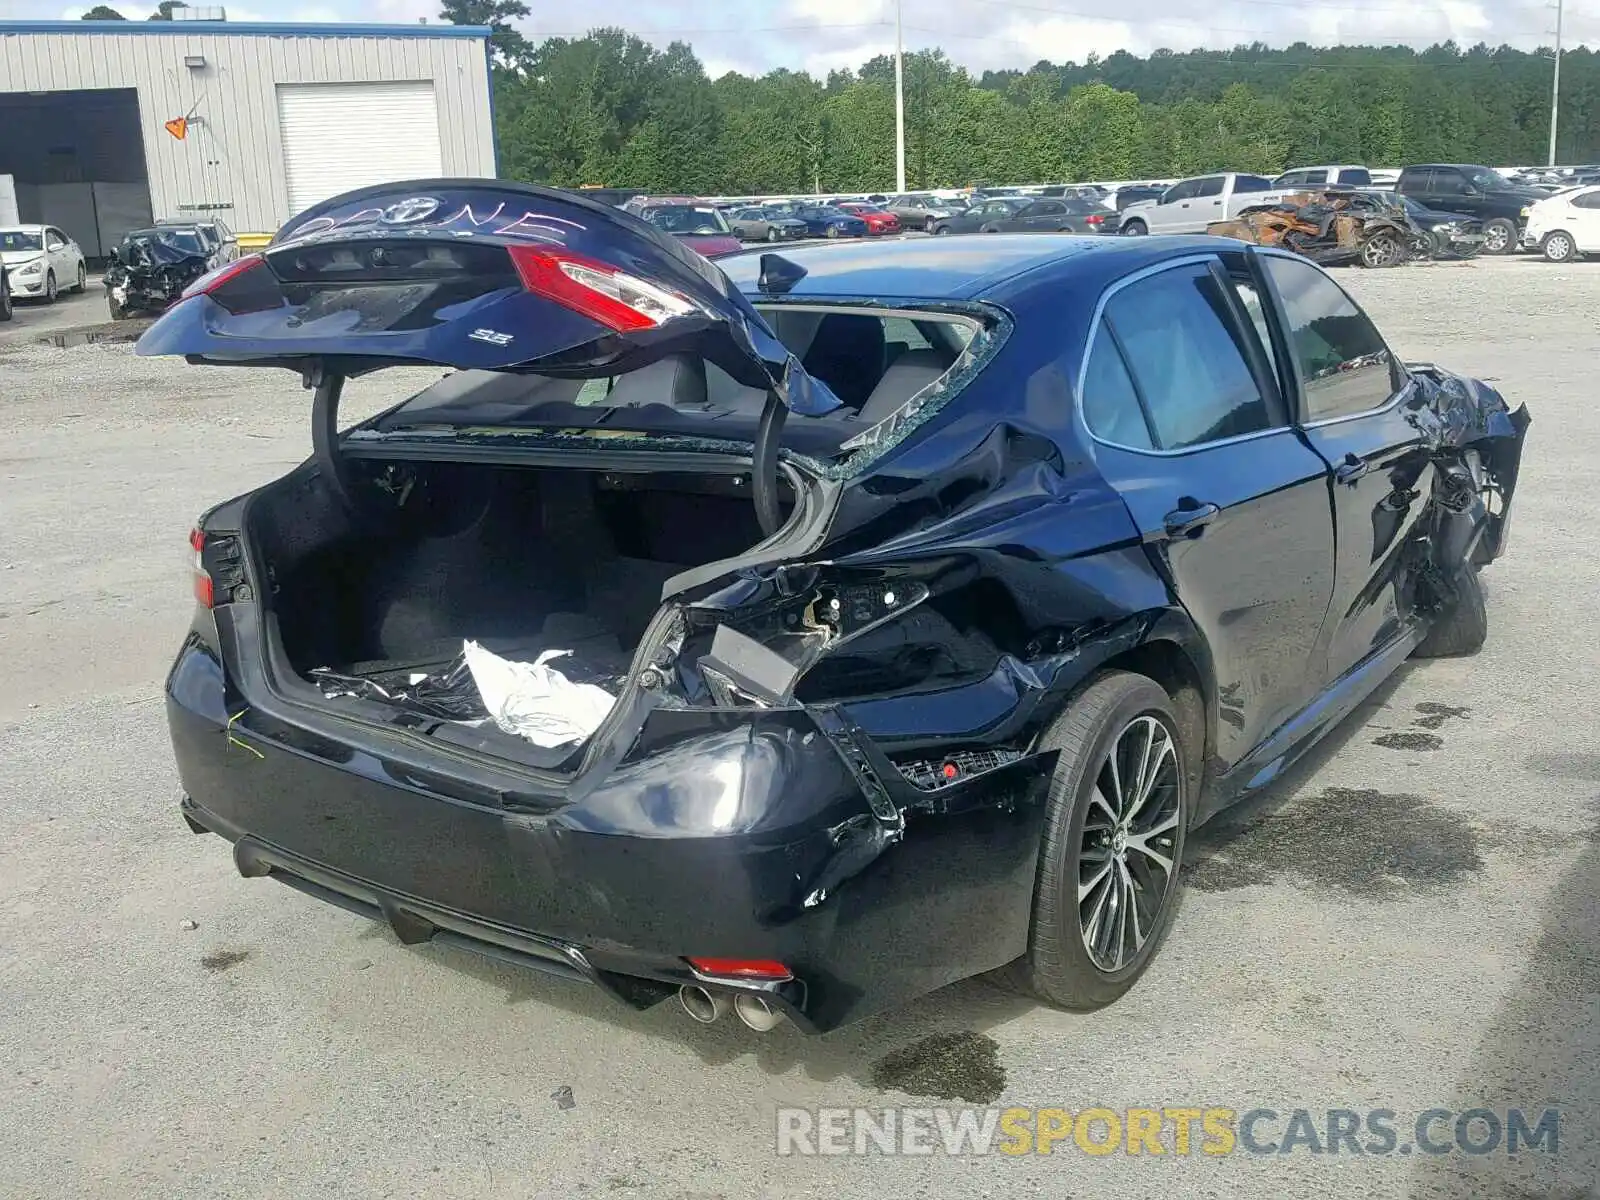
247,459,789,765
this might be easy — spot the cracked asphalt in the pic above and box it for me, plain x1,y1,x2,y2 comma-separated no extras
1,255,1595,1199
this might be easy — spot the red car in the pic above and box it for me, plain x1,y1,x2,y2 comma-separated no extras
837,202,902,235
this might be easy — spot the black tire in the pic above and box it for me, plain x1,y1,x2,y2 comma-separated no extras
1414,567,1488,658
44,270,57,303
826,225,841,239
0,278,12,322
1121,218,1148,236
933,224,951,235
924,217,937,232
1542,230,1577,263
1000,671,1189,1009
1481,218,1518,256
72,261,87,293
766,227,780,243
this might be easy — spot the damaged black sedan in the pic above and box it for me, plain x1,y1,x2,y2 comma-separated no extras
147,182,1529,1034
105,225,217,319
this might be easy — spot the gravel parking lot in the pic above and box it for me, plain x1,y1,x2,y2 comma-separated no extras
2,255,1595,1200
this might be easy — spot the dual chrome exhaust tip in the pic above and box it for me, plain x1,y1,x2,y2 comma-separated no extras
678,984,784,1032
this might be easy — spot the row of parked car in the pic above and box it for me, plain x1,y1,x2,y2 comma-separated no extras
0,216,241,323
617,160,1600,267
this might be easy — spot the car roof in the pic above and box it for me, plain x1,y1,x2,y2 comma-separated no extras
718,234,1239,303
0,223,47,232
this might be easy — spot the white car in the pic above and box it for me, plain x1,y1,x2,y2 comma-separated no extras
1522,185,1600,262
1119,173,1280,235
0,223,88,303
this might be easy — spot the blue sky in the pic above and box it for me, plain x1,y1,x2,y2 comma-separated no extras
5,0,1592,75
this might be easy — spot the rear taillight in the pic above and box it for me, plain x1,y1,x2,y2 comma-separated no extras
190,526,213,608
688,958,793,981
190,525,247,607
180,252,266,301
1085,213,1106,225
506,245,697,332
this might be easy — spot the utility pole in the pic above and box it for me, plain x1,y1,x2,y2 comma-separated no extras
1549,0,1564,166
894,0,907,192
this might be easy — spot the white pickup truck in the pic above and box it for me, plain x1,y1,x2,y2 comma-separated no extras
1118,172,1281,235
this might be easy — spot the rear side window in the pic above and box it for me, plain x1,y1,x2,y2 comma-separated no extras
1234,175,1274,193
1194,177,1225,198
1336,168,1371,186
1262,256,1399,421
1572,190,1600,209
1085,262,1275,451
1082,333,1153,450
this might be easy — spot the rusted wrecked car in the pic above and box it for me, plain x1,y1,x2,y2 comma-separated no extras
1208,189,1426,268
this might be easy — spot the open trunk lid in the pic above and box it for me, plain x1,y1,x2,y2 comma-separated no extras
134,180,841,415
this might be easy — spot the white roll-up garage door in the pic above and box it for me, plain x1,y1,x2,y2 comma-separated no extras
277,81,445,218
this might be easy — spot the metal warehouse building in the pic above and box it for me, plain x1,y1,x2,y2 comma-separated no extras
0,17,495,256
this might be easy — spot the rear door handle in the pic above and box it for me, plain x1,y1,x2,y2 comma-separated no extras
1335,453,1370,485
1163,502,1220,539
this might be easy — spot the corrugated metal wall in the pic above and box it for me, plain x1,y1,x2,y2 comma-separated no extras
0,28,494,233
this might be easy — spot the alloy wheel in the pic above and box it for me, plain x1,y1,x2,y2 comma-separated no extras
767,227,779,242
1483,224,1511,253
77,262,87,291
45,271,57,302
1361,234,1400,268
1545,231,1574,262
1077,714,1181,972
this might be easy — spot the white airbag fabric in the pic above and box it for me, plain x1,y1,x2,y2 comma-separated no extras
462,639,616,748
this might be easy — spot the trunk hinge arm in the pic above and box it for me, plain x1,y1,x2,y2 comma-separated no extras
306,367,358,513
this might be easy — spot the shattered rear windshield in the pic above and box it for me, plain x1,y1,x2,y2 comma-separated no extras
363,302,1006,478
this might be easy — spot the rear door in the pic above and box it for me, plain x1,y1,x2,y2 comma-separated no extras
1256,251,1430,682
1185,176,1227,231
1079,254,1337,770
1567,188,1600,250
1426,168,1486,220
1015,199,1066,230
1396,167,1436,204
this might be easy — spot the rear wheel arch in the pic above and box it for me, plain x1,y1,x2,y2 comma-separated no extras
1095,635,1211,810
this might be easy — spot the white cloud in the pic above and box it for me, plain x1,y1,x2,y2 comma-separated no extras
10,0,1596,66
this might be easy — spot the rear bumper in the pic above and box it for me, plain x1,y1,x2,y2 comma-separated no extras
182,793,815,1022
168,635,1048,1032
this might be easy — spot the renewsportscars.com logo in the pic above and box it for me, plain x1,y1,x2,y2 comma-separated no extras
775,1106,1561,1157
